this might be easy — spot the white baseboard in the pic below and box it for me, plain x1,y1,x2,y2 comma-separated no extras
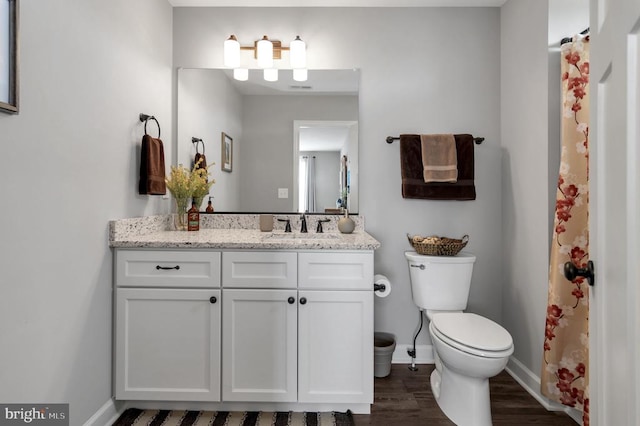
391,344,434,364
83,398,125,426
506,357,582,424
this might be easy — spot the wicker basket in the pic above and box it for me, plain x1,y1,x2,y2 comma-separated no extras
407,234,469,256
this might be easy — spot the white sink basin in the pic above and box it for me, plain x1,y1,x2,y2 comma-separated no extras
265,232,341,240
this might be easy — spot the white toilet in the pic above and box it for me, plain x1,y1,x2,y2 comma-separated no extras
405,251,514,426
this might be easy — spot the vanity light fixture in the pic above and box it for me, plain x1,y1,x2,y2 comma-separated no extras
223,34,307,82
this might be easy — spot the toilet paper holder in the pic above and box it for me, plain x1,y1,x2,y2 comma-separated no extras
374,283,386,292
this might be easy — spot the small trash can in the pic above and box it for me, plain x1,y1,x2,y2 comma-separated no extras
374,332,396,378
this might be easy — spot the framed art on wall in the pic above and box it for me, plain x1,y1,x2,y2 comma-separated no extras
0,0,18,114
221,132,233,172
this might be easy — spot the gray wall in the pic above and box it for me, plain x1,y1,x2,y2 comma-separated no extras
0,0,173,424
177,68,242,211
173,7,503,352
500,0,550,380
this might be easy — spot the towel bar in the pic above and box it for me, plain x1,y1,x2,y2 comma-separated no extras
139,113,161,139
386,135,484,144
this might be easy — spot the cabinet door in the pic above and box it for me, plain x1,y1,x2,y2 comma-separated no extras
298,290,374,404
115,288,221,401
222,289,297,402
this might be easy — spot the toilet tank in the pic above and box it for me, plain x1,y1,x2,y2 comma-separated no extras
405,251,476,311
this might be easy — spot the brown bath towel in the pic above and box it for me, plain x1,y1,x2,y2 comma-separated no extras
400,134,476,200
421,134,458,183
139,134,167,195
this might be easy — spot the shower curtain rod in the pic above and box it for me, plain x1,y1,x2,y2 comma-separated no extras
560,27,589,45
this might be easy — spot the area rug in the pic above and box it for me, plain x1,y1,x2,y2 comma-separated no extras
112,408,355,426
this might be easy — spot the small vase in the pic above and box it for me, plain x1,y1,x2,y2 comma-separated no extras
174,197,189,231
338,210,355,234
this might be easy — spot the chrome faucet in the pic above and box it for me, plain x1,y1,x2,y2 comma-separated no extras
300,214,308,233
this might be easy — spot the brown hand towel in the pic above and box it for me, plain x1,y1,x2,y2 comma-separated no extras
139,134,167,195
421,134,458,183
194,152,207,171
400,134,476,200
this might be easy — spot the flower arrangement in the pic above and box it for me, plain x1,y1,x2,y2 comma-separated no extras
166,159,215,200
191,160,215,207
165,158,215,229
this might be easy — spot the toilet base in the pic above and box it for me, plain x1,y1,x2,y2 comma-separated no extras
430,365,493,426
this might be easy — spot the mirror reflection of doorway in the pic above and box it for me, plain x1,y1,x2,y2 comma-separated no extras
294,120,358,213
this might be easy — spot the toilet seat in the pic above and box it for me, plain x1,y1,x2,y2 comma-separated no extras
431,312,513,358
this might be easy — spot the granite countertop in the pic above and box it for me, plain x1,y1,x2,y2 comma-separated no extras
109,214,381,250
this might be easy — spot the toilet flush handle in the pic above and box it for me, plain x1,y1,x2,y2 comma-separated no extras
411,264,426,270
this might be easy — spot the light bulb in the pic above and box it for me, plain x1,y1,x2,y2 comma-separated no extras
257,36,273,69
233,68,248,81
264,68,278,82
290,36,306,69
223,35,240,68
293,68,307,82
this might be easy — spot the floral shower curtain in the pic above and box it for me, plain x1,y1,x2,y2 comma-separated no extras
541,34,590,425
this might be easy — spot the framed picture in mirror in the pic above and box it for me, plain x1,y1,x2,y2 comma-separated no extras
0,0,19,114
221,132,232,172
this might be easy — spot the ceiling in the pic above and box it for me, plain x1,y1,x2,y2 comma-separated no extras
168,0,506,7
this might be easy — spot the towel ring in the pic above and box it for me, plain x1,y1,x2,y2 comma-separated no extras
139,113,161,139
192,137,205,154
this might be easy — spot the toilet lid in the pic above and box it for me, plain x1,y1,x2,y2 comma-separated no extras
431,312,513,352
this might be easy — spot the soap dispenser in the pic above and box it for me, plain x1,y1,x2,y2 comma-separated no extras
337,209,355,234
206,196,214,213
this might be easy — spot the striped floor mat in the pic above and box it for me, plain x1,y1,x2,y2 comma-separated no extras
112,408,355,426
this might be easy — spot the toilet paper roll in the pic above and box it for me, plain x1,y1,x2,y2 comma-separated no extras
374,274,392,298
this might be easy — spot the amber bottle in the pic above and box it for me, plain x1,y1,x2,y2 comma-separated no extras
188,202,200,231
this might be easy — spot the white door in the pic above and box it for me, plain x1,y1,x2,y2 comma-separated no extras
590,0,640,423
115,288,221,401
222,289,297,402
298,290,373,404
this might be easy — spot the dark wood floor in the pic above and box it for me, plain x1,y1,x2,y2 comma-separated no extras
353,364,578,425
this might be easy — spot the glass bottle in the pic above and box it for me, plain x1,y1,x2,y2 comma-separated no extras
187,202,200,231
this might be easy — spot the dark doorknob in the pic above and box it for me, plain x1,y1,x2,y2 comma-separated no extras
209,296,217,304
300,297,307,305
288,297,295,304
564,261,595,286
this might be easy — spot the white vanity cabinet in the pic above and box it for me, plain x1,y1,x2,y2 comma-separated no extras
114,250,222,401
113,247,374,411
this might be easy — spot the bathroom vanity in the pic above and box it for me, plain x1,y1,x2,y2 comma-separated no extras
109,214,380,414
